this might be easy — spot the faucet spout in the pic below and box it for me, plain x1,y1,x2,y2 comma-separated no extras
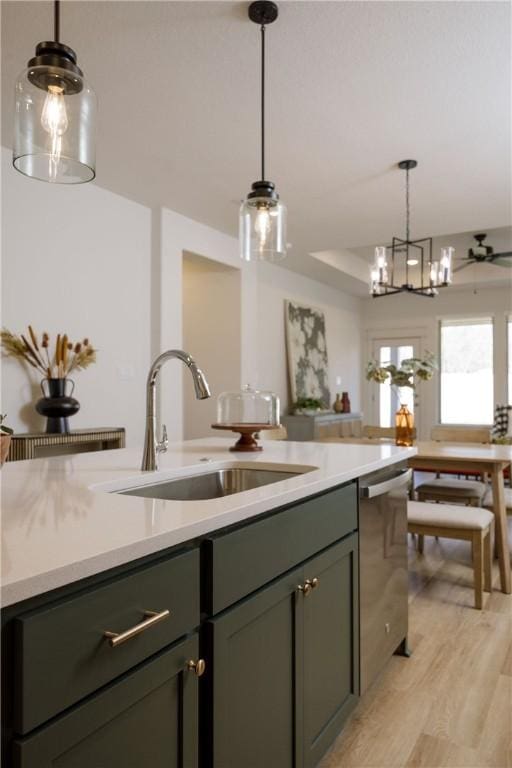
141,349,211,471
190,362,211,400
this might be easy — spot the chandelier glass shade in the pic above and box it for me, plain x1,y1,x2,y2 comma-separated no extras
370,161,453,298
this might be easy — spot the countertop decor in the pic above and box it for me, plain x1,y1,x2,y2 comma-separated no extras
1,327,96,380
214,384,280,451
1,327,96,433
366,352,437,446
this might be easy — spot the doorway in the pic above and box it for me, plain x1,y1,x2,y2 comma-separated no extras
369,335,424,434
182,252,241,439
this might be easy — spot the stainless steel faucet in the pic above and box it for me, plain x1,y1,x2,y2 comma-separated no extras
141,349,211,471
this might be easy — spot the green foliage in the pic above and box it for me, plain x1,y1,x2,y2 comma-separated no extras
0,414,13,435
366,352,438,390
293,397,324,412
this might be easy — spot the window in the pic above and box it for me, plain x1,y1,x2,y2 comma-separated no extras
440,317,494,425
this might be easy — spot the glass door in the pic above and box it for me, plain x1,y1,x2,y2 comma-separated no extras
370,337,423,430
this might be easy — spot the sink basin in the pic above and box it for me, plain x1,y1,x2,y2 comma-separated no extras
116,466,310,501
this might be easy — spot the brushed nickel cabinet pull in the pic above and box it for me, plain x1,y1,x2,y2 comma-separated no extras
187,658,206,677
298,580,312,596
310,577,320,590
104,609,170,648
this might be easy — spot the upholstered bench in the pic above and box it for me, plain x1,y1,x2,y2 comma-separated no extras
415,477,486,506
407,501,493,609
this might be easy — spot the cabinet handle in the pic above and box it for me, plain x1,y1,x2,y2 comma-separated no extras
310,577,320,590
187,658,206,677
103,609,170,648
298,580,313,596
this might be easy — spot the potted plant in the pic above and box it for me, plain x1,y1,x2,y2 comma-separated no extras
292,397,325,415
1,326,96,433
366,353,437,446
0,414,13,466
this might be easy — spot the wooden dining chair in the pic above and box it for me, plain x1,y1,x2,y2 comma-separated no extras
408,501,493,609
414,426,491,506
362,425,417,440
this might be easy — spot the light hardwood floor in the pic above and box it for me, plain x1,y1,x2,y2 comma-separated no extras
319,520,512,768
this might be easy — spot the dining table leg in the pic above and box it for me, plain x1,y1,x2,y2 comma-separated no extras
491,463,511,594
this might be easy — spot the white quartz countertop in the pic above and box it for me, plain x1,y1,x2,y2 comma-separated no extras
1,438,416,607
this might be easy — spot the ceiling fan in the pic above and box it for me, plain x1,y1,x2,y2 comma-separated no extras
454,233,512,272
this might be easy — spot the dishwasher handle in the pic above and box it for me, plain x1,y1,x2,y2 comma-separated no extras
359,468,412,499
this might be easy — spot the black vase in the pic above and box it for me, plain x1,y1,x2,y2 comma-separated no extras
35,378,80,434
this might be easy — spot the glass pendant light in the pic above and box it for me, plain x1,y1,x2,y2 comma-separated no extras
240,1,287,262
13,0,96,184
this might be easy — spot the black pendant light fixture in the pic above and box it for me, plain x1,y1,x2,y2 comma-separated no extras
240,1,287,262
13,0,96,183
370,160,453,297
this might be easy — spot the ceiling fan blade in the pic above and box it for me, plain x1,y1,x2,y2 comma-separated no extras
492,251,512,260
490,256,512,268
453,260,473,273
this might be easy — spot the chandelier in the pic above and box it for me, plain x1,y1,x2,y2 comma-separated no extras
370,160,453,298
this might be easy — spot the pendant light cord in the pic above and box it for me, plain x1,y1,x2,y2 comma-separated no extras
54,0,60,42
405,166,410,243
260,23,266,181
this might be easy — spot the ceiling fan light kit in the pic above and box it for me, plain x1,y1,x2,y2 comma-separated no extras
370,160,454,298
453,233,512,272
13,0,96,184
239,1,287,262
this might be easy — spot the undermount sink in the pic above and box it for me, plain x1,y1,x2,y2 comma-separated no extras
115,465,313,501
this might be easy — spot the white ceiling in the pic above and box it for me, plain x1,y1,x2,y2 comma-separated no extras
2,1,511,293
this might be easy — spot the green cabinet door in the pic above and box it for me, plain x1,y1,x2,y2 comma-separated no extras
13,634,201,768
302,535,359,768
206,566,304,768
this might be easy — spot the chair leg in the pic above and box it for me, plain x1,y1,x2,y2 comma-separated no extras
484,525,493,593
418,534,424,554
472,531,484,609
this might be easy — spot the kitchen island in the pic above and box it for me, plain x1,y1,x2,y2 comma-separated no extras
1,438,415,768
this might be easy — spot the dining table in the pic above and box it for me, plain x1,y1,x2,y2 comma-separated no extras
320,437,512,594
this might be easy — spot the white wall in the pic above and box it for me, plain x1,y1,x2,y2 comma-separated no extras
362,285,512,437
256,262,363,415
1,148,151,447
157,208,362,438
182,253,241,439
158,207,259,441
1,147,364,446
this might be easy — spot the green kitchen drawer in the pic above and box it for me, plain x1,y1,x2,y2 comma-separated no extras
13,547,199,735
203,482,357,614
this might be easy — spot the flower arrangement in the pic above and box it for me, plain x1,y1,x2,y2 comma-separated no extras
1,326,96,380
366,352,437,392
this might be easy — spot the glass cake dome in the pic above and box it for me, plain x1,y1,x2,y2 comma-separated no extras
216,384,280,427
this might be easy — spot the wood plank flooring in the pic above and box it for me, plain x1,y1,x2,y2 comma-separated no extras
319,519,512,768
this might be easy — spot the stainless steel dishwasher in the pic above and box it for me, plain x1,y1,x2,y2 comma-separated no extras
359,464,412,694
